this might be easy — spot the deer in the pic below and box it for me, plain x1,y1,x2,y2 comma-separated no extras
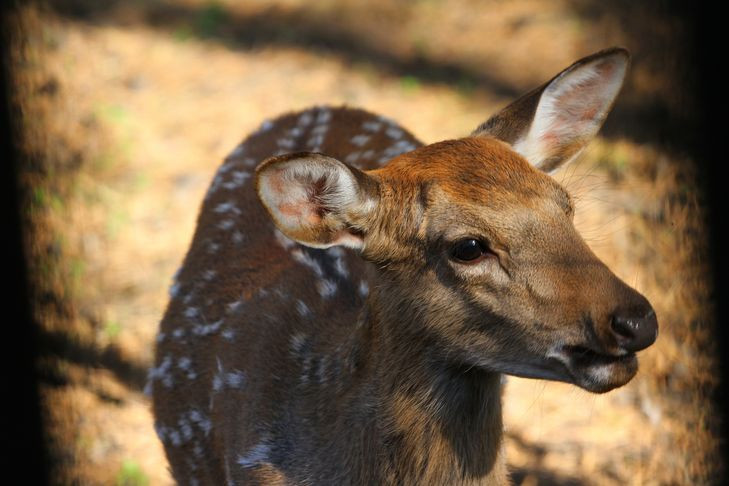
151,47,658,485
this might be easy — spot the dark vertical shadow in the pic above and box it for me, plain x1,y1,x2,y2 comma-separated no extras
1,2,51,483
696,3,729,484
567,0,700,153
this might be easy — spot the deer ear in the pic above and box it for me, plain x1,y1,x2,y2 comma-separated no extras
472,47,629,173
255,152,379,250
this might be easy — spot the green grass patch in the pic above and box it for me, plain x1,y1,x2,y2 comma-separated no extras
97,104,128,125
195,2,229,38
132,171,151,192
116,459,149,486
400,75,420,94
173,26,194,42
106,206,130,240
103,320,122,340
595,145,630,182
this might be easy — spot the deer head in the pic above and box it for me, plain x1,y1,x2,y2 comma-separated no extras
256,47,657,394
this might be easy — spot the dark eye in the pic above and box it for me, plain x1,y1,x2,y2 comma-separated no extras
450,239,491,263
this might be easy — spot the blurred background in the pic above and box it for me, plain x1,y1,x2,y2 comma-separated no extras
4,0,723,484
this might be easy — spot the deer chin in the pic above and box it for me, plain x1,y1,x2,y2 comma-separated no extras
549,344,639,393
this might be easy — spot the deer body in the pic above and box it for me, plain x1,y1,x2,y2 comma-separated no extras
152,49,657,485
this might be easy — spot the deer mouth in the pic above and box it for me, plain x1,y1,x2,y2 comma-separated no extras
553,344,638,393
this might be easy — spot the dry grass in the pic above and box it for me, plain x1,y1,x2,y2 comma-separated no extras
8,0,720,484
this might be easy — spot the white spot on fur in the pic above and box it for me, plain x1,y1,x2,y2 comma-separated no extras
298,110,314,127
169,429,182,446
317,279,338,298
214,201,239,214
232,230,245,244
229,143,245,158
316,109,332,124
378,139,418,164
221,328,235,341
351,134,370,147
218,159,238,174
258,119,274,133
358,280,369,297
301,355,312,384
206,173,224,198
213,359,246,391
327,247,349,278
148,355,174,388
179,416,193,441
213,374,223,393
362,120,382,132
316,355,329,384
218,219,235,231
225,370,246,388
274,229,296,249
237,440,271,469
169,282,181,298
182,291,195,304
291,248,324,278
185,307,199,319
296,299,312,317
222,171,251,190
177,357,198,380
290,333,308,355
386,126,404,139
189,409,212,436
311,124,329,135
207,241,221,254
192,320,223,336
277,137,296,149
227,299,244,313
154,422,166,442
345,151,361,164
307,133,325,149
203,270,217,281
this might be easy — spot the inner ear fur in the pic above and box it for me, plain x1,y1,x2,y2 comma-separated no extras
255,152,379,250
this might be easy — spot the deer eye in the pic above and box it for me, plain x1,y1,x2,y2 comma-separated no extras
450,239,491,264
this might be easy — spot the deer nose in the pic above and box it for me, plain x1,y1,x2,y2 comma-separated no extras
610,308,658,353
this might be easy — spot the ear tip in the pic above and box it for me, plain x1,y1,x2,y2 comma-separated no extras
603,46,630,58
594,47,631,70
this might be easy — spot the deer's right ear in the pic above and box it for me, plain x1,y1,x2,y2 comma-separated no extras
255,152,379,250
472,47,629,173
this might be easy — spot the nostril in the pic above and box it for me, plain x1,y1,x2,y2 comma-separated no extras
611,309,658,353
611,316,636,339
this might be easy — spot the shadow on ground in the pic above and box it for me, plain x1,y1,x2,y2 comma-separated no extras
46,0,700,154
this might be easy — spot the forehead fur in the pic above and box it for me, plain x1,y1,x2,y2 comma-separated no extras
377,136,561,205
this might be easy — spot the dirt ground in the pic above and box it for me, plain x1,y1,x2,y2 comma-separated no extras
7,0,721,484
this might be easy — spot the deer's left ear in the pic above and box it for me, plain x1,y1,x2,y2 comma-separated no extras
472,47,629,173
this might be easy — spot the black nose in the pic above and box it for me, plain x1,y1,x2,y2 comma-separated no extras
610,309,658,353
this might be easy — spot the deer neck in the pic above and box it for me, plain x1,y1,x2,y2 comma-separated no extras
350,284,507,484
